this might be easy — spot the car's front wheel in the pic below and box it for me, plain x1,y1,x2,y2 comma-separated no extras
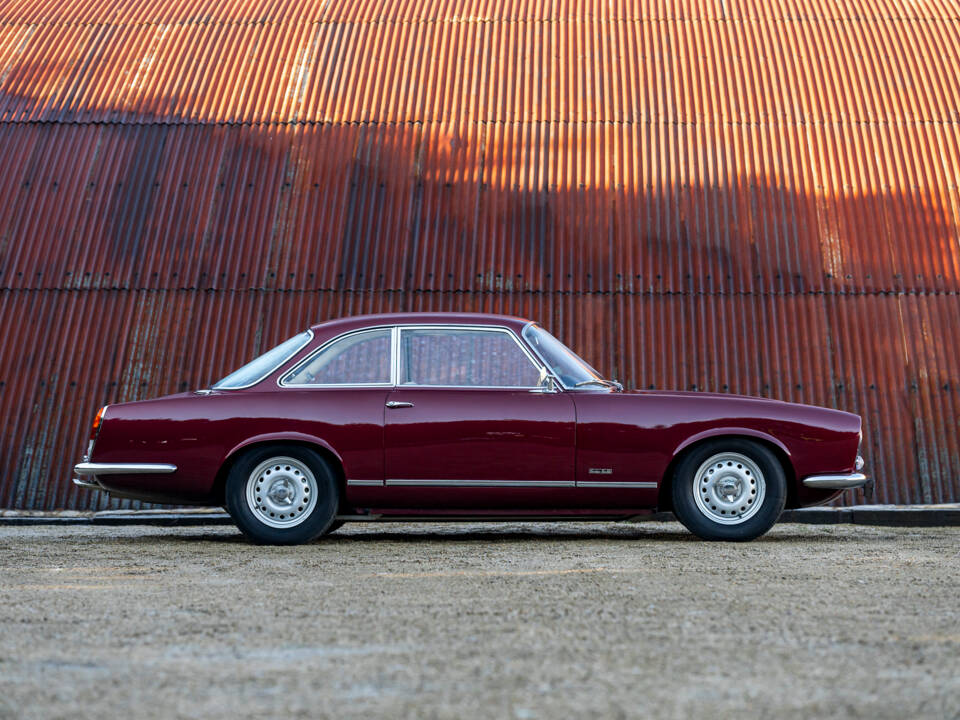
671,438,787,541
225,445,339,545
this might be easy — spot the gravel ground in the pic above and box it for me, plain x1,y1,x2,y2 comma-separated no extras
0,521,958,720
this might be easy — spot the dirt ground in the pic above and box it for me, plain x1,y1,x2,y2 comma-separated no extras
0,521,958,720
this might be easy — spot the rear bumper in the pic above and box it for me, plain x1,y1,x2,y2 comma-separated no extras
802,472,868,490
73,462,178,492
74,462,178,475
72,476,103,490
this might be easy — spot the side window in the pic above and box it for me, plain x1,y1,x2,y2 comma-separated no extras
284,329,391,385
400,328,541,387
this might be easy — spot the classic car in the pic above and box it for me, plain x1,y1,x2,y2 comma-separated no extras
74,312,867,543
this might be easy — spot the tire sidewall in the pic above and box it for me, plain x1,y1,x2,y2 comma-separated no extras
672,439,787,541
225,445,339,545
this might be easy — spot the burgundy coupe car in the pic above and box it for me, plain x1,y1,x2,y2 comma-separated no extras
74,313,867,543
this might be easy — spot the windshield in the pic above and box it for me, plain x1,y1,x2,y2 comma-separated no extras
521,324,604,388
212,330,313,389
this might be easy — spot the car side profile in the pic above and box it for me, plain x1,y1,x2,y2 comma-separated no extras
74,313,867,544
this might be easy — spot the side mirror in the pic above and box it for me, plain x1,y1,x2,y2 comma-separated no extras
533,366,558,393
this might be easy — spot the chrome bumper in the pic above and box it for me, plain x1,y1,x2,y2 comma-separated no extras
802,472,868,490
73,462,177,491
73,476,103,490
74,462,177,475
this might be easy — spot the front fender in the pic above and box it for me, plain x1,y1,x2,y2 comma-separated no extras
672,427,792,460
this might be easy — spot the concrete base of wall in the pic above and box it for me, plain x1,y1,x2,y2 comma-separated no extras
782,504,960,527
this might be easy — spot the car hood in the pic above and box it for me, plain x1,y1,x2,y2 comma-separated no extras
622,389,788,404
614,388,861,425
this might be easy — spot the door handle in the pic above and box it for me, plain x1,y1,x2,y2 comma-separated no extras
386,401,414,409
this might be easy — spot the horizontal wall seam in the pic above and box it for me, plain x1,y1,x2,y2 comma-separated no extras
2,118,958,127
1,288,958,297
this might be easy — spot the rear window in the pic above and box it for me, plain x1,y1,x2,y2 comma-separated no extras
212,331,312,389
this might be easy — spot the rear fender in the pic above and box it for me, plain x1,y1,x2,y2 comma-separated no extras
222,432,345,469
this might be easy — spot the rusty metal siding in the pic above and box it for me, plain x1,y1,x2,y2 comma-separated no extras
0,0,958,509
1,121,957,296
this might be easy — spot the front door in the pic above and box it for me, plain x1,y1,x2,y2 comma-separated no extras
382,326,576,510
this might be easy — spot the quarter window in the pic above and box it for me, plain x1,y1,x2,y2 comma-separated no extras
213,330,312,389
284,329,391,385
400,328,540,387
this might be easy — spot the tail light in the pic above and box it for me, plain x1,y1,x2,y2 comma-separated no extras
86,406,108,458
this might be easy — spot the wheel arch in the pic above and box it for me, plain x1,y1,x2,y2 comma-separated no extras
211,433,347,507
657,429,797,513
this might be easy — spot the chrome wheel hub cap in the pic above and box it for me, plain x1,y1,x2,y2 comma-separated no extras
267,479,296,505
693,452,766,525
245,456,318,529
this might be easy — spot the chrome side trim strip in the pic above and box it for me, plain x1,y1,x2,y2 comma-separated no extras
74,462,177,476
577,481,658,489
802,473,868,490
346,479,384,486
385,479,577,488
379,479,658,489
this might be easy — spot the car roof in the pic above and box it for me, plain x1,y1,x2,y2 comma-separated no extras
308,312,534,335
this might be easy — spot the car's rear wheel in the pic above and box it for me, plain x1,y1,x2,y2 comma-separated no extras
671,438,787,541
225,445,339,545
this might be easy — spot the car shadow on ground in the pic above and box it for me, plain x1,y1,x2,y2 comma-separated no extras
112,523,871,545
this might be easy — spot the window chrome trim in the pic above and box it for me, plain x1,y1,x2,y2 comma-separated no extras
279,326,395,388
277,322,557,391
391,326,401,387
215,329,314,390
520,322,608,392
521,322,573,390
395,324,550,390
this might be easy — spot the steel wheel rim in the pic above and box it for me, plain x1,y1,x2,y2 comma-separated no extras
692,452,766,525
245,456,318,529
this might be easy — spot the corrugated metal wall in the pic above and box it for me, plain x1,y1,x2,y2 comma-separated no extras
0,0,958,509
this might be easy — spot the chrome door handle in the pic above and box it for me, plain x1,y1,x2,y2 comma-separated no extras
386,401,414,409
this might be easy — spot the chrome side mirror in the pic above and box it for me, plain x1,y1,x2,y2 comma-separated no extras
532,366,559,393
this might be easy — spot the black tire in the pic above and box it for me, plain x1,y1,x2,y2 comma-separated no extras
671,438,787,541
225,444,339,545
